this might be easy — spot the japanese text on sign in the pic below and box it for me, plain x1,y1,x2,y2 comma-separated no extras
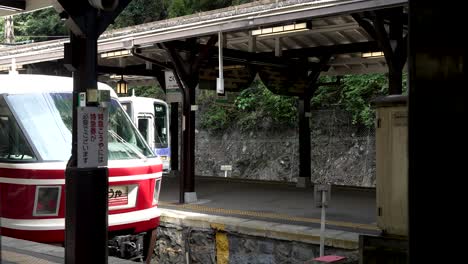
164,71,179,90
77,107,108,168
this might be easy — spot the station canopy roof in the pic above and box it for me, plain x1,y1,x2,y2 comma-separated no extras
0,0,408,92
0,0,53,16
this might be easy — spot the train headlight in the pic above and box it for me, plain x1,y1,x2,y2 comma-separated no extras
34,186,61,216
153,179,161,205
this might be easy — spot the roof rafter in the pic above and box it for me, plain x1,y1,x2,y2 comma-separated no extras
261,41,380,58
0,0,25,11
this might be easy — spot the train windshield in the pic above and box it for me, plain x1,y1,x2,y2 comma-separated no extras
5,92,154,161
0,96,37,161
154,102,168,149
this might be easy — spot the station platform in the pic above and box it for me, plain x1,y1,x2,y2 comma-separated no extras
0,236,134,264
159,175,378,235
157,174,380,254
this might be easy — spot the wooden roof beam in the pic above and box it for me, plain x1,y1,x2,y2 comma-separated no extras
260,41,380,58
0,0,25,11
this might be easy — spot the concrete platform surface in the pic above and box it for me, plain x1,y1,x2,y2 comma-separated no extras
1,236,134,264
159,175,378,234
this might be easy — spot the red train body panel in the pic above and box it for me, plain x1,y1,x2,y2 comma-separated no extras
0,163,162,243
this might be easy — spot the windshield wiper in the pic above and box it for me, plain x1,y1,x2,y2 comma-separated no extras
108,129,147,160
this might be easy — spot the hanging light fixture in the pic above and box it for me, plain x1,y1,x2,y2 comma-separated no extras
116,75,128,96
361,51,384,58
100,49,132,59
251,22,311,37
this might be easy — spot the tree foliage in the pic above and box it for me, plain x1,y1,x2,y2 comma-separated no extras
200,80,297,131
168,0,251,18
200,103,232,131
111,0,253,26
0,19,4,43
235,80,297,130
312,73,407,127
127,85,166,100
1,0,254,42
199,73,407,131
12,8,67,43
111,0,167,28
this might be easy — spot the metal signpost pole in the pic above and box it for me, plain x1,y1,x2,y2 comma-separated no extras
320,190,326,257
220,165,232,178
314,184,330,258
217,31,224,96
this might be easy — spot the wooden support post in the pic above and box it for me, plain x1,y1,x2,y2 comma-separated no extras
297,56,330,188
408,1,467,263
275,37,282,57
352,10,407,95
57,1,132,263
65,19,109,264
297,94,312,188
248,31,256,53
144,229,158,264
162,36,218,203
170,102,179,172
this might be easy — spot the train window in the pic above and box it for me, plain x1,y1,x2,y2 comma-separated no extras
6,93,154,161
0,97,37,161
154,103,168,148
6,93,72,161
33,186,61,216
153,178,161,205
138,118,150,143
121,102,132,118
108,99,154,160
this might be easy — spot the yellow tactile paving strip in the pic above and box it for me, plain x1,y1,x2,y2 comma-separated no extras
1,250,59,264
159,201,379,231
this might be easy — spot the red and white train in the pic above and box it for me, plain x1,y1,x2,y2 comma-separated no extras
0,74,162,250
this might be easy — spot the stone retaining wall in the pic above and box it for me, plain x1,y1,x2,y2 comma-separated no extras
152,223,359,264
150,210,360,264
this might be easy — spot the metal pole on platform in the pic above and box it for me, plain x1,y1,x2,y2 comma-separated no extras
320,190,326,257
315,184,330,257
217,31,224,96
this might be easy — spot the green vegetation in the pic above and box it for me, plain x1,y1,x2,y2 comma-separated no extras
0,19,4,43
198,89,236,131
1,0,255,41
312,73,407,127
1,9,67,43
312,74,386,127
235,80,297,130
199,80,297,131
198,73,407,131
167,0,251,18
111,0,167,28
200,104,231,131
130,85,166,100
112,0,253,28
